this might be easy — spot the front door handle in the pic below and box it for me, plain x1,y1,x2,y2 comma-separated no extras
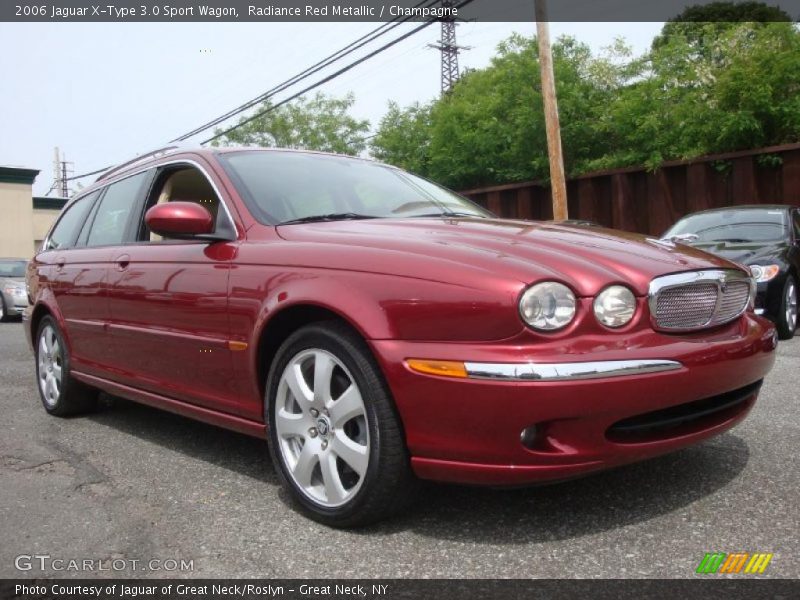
115,254,130,271
55,257,65,270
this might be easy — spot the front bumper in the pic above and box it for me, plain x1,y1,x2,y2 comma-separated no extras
754,275,788,321
370,313,777,486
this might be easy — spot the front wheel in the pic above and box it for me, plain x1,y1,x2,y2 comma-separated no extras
266,322,416,527
776,275,797,340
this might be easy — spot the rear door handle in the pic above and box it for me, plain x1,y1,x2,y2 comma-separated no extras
115,254,130,270
55,257,65,270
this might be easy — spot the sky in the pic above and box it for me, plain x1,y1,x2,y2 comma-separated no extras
0,21,663,195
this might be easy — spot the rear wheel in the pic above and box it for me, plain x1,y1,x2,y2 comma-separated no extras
0,296,7,322
35,316,98,416
776,275,797,340
266,321,416,527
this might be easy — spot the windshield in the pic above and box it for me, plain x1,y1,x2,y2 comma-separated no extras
0,260,26,277
665,209,788,243
219,151,491,224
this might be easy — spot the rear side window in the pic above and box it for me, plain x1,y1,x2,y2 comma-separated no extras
86,173,148,247
44,192,98,251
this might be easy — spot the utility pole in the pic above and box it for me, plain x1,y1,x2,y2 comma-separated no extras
428,1,470,94
535,0,568,220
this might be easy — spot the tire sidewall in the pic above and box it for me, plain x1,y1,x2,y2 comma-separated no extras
265,324,385,525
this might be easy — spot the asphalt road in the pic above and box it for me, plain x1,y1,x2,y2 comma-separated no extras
1,320,798,579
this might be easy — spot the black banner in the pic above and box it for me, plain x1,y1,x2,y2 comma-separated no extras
3,0,800,23
2,580,800,600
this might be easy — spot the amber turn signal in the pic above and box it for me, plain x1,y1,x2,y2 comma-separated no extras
406,359,468,378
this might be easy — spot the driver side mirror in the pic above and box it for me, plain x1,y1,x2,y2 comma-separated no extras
145,201,214,238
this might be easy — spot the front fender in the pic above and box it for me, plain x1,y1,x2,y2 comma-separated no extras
229,266,525,345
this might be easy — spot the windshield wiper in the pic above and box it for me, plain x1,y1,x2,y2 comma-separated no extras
407,211,486,219
713,238,753,243
278,213,378,225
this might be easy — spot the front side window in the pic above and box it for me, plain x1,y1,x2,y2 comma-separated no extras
219,151,490,224
666,209,789,243
141,166,226,242
44,192,98,251
86,172,148,247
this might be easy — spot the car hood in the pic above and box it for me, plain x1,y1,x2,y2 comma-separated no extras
275,218,741,296
688,240,789,266
0,276,24,284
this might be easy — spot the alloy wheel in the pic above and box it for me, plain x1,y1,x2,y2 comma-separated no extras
275,349,370,507
787,280,798,332
37,324,63,407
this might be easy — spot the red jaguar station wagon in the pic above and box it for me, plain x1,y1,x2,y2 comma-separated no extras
25,146,777,526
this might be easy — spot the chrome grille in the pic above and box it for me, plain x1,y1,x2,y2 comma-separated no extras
649,270,753,332
655,284,718,329
712,280,752,325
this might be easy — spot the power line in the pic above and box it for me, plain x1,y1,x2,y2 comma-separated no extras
172,0,437,142
203,0,477,145
65,164,114,182
65,0,475,180
67,10,433,181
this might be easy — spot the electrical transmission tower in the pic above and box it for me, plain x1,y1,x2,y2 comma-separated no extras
51,147,74,197
428,1,469,94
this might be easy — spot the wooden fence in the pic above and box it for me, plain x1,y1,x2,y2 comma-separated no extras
460,143,800,236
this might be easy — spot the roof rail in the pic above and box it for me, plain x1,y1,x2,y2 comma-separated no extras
95,143,193,183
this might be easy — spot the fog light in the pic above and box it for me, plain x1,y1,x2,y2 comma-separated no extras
520,425,538,449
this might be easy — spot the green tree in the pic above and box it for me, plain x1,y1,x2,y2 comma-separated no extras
372,34,629,189
212,92,370,155
369,101,432,174
601,21,800,169
371,10,800,188
654,1,792,55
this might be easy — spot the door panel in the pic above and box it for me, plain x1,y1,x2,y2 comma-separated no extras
105,242,240,414
46,247,114,376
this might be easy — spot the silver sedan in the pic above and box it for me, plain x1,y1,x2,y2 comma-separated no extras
0,259,29,321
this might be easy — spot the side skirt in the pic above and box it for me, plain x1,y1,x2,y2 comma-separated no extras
72,371,267,439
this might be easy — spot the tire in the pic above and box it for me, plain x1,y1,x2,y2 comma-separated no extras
265,321,417,527
776,275,797,340
0,296,7,322
35,316,98,416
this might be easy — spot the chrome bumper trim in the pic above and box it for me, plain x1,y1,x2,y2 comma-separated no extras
463,359,682,381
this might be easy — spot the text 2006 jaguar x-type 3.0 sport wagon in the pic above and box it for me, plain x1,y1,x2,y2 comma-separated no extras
25,147,777,526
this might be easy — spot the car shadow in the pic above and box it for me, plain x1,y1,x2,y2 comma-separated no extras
88,395,278,485
373,434,750,544
89,396,750,544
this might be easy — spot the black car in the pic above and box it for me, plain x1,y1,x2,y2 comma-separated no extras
664,205,799,340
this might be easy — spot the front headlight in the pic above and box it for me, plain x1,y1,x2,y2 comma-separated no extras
519,282,576,331
594,285,636,328
750,264,780,283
